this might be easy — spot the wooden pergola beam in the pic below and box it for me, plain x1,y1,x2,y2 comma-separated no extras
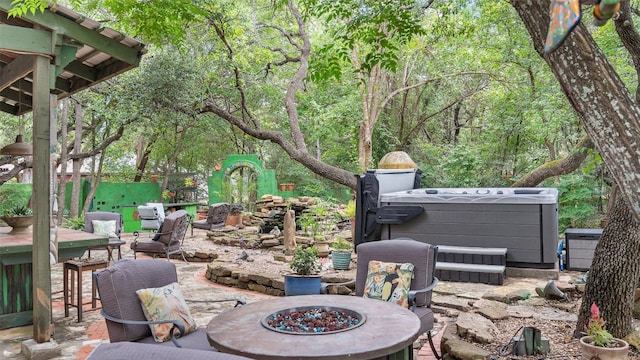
0,55,35,92
0,25,52,55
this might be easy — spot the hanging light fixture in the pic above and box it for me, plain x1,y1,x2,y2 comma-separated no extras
1,81,32,156
1,134,33,156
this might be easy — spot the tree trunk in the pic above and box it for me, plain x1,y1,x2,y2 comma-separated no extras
201,1,357,189
510,0,640,222
573,196,640,338
134,139,153,183
509,0,640,338
82,152,105,214
56,99,69,225
70,102,83,218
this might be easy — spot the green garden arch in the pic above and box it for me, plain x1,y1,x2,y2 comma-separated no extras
208,154,277,206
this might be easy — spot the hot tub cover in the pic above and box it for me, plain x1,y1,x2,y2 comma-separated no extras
379,188,558,204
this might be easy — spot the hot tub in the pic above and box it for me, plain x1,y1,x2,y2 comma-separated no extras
378,188,559,268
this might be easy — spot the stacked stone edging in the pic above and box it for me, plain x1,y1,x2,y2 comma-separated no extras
205,261,355,297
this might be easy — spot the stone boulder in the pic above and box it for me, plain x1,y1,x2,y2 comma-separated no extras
455,312,498,344
441,324,492,360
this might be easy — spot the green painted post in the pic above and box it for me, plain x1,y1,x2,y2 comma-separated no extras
32,52,52,343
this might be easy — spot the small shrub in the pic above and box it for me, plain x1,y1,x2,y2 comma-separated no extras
332,237,352,251
289,246,321,275
63,216,85,230
344,200,356,218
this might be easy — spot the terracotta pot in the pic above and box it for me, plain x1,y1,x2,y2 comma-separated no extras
350,217,355,240
579,336,629,360
279,184,287,191
226,214,242,226
313,240,330,258
196,210,208,221
287,183,295,191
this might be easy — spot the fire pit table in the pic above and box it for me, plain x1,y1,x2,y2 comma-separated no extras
207,294,421,360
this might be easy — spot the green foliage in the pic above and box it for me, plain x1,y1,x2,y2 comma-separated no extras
289,246,321,275
80,0,208,45
7,0,47,17
297,211,317,236
3,204,32,217
556,175,601,233
308,0,427,81
62,216,85,230
344,200,356,218
0,184,32,216
5,0,611,234
297,201,334,236
583,303,614,347
331,237,352,251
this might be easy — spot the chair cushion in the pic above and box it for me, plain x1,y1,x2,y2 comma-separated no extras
85,212,122,240
130,240,166,253
137,328,215,351
92,220,118,238
363,260,414,308
136,282,198,343
191,219,210,230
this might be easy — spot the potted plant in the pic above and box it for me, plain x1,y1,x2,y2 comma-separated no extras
298,210,329,257
579,303,629,359
1,204,34,233
284,246,322,296
225,204,244,226
331,237,353,270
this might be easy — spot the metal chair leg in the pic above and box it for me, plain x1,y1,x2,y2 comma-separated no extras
427,331,441,360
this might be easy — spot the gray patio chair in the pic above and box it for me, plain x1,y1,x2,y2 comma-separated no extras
131,210,189,262
94,259,245,351
191,203,230,236
84,211,125,261
352,238,440,360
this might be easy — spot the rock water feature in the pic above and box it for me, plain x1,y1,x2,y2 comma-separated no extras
262,306,365,334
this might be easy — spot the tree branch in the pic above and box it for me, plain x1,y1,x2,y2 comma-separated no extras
512,136,594,187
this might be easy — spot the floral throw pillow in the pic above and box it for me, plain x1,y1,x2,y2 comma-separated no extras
363,260,414,308
91,220,117,238
136,282,198,343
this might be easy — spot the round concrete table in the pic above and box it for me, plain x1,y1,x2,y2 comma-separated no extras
207,294,421,360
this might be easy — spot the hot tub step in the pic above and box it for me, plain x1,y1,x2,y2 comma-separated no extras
436,245,507,285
